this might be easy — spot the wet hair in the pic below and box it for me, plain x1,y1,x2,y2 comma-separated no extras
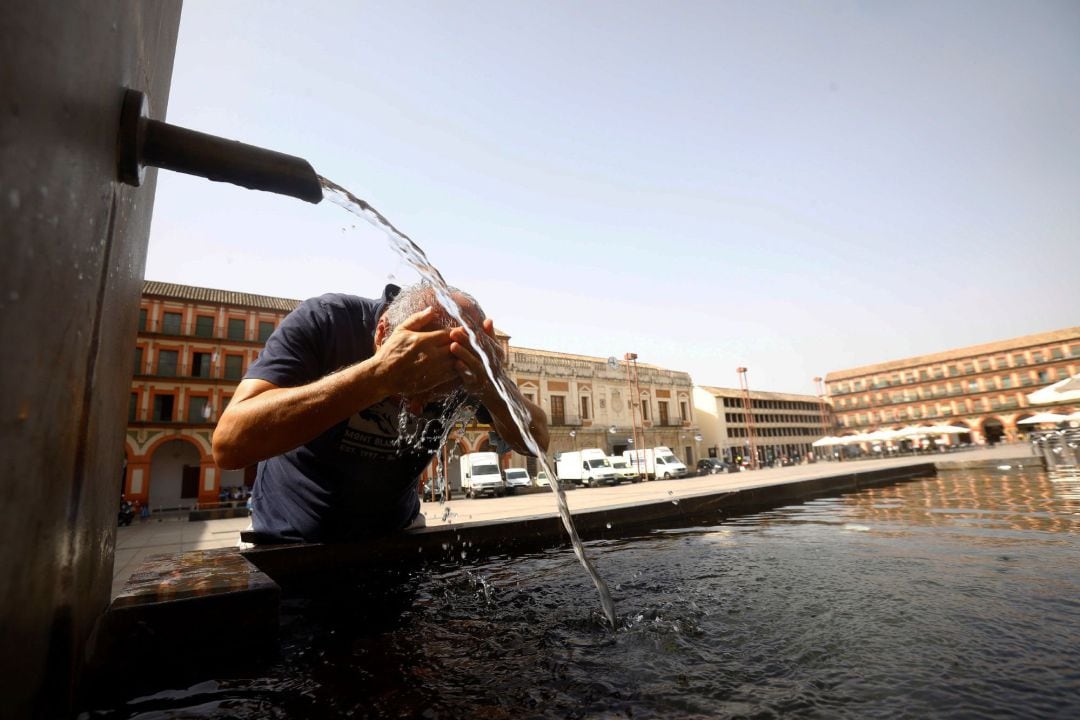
381,281,485,332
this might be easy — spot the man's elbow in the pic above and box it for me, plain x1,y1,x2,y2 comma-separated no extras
211,426,246,470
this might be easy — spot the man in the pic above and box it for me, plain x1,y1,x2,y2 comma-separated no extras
212,283,549,543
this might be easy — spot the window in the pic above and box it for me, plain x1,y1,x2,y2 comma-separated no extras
187,396,209,423
227,318,246,341
994,356,1008,369
192,351,212,378
580,395,591,420
681,400,690,421
549,395,565,425
162,312,182,335
157,349,178,377
963,362,975,374
195,316,214,338
640,397,650,421
1001,376,1013,389
152,395,174,422
129,393,138,422
1032,351,1044,363
524,393,535,404
138,308,147,331
978,359,991,371
967,380,979,393
658,401,669,426
258,321,275,342
1071,344,1080,358
1037,370,1049,383
919,369,929,381
1013,354,1027,366
948,365,959,377
224,354,244,380
134,347,144,375
1051,347,1064,360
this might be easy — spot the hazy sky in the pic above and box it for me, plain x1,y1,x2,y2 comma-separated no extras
147,0,1080,395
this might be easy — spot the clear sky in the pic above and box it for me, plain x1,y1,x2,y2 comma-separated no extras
147,0,1080,395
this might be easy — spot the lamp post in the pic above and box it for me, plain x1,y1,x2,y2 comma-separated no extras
813,376,830,462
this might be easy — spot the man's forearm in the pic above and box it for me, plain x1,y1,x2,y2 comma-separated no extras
484,387,550,455
212,358,391,469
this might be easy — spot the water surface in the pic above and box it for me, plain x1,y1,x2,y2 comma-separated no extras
84,469,1080,719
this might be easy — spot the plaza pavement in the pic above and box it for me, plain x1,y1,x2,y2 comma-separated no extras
112,443,1033,597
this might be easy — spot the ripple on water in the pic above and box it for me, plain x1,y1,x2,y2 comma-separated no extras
82,471,1080,718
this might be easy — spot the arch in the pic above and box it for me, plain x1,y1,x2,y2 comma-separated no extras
143,430,210,461
148,438,203,512
949,419,974,445
981,417,1005,445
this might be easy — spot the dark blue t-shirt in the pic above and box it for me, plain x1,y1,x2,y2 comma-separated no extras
244,285,469,543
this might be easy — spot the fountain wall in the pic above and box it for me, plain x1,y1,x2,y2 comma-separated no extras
0,1,182,716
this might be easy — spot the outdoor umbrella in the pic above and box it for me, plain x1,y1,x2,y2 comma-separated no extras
1017,412,1069,425
920,424,971,434
1026,373,1080,405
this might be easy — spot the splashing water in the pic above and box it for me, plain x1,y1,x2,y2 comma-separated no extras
320,177,617,627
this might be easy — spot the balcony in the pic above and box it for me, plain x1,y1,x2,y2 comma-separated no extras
138,319,275,344
135,366,246,382
548,414,583,427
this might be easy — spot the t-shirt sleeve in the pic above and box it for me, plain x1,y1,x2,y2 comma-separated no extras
245,298,328,387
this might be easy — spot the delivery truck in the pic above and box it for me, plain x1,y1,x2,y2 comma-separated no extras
460,451,505,498
555,448,620,487
623,446,688,480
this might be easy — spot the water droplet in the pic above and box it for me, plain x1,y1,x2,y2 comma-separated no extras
672,497,680,505
605,522,612,529
460,550,467,559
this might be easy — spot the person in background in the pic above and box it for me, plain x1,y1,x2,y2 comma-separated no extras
213,283,548,544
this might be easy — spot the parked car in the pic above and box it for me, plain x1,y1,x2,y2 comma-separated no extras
696,458,736,475
503,467,532,493
534,470,551,487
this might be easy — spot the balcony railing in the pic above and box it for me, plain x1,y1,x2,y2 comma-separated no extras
138,319,275,344
135,363,245,381
548,414,583,427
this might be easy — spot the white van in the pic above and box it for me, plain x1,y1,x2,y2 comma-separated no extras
623,447,688,480
556,448,620,487
652,446,688,479
503,467,531,492
460,452,505,498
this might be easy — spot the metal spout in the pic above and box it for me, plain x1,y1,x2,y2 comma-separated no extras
117,88,323,204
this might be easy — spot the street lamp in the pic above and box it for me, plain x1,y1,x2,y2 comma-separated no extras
569,429,577,452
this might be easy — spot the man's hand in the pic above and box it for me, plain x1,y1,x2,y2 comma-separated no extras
448,317,503,402
374,307,460,397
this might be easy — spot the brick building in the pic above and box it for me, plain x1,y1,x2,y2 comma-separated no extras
124,282,299,511
824,327,1080,444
